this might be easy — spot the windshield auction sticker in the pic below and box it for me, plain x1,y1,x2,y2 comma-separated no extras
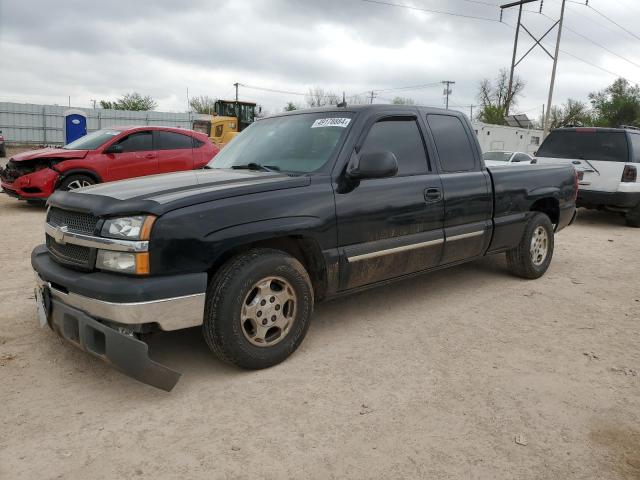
311,118,351,128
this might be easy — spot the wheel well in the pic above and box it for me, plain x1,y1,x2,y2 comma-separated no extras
531,197,559,225
59,170,101,184
208,236,328,300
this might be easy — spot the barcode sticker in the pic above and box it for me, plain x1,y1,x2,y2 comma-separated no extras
311,118,351,128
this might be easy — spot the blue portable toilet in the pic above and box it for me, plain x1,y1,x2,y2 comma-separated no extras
63,109,88,144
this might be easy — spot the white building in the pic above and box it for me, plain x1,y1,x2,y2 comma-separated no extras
471,121,544,155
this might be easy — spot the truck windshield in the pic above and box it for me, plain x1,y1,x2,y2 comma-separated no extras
483,151,512,162
63,129,120,150
208,112,353,173
537,130,628,162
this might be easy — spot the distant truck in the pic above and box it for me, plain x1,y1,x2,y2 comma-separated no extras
192,99,259,149
32,105,577,390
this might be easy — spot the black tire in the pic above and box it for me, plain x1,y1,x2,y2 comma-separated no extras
625,204,640,228
0,146,6,158
58,174,96,191
506,212,555,279
203,248,314,369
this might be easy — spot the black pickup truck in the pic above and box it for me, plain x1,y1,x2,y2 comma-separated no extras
31,105,577,390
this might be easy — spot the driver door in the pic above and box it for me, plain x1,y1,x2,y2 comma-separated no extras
334,115,444,290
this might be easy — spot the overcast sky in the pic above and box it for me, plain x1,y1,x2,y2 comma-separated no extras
1,0,640,120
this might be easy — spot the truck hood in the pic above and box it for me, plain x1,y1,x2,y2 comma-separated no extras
11,147,89,162
47,169,311,217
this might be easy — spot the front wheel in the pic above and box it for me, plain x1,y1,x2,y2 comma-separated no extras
203,248,314,369
59,174,96,191
506,212,554,279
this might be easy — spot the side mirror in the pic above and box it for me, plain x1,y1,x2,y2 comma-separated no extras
105,144,123,154
347,150,398,180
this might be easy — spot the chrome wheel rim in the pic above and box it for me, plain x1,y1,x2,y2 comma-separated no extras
66,179,92,190
240,276,297,347
530,226,548,266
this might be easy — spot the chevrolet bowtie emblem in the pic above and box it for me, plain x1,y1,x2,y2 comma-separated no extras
52,225,68,244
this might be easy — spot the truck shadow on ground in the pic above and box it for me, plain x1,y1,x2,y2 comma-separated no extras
574,207,628,228
145,253,511,386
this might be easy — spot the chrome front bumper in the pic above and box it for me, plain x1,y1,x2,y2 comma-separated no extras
34,272,205,331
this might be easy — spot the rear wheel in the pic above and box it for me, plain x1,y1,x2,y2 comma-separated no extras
59,174,95,191
506,212,554,279
625,204,640,227
202,248,314,369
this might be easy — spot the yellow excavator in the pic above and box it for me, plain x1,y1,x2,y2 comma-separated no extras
193,100,259,148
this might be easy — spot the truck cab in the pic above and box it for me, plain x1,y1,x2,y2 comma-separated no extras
209,100,258,148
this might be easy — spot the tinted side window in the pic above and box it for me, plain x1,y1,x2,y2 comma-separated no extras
427,115,476,172
360,118,428,176
629,133,640,162
116,131,152,153
537,130,629,162
193,138,205,148
155,131,194,150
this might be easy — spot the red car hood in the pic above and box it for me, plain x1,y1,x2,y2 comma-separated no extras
10,148,89,162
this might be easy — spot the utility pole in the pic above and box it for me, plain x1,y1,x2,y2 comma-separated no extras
234,82,239,102
442,81,455,110
541,103,545,131
470,104,476,120
186,87,190,111
90,99,97,109
505,2,523,116
544,0,566,137
369,90,377,104
500,0,564,133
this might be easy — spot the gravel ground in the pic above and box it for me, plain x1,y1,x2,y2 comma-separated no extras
0,192,638,480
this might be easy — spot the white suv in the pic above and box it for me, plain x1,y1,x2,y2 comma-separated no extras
535,127,640,227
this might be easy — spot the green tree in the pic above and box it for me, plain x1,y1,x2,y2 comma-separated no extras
100,92,158,111
546,98,594,129
189,95,217,114
477,68,525,125
589,78,640,127
391,96,415,105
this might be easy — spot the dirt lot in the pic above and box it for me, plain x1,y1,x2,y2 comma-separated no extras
0,192,638,480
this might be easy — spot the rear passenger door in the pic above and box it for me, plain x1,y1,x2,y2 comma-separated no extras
426,114,492,264
153,130,195,174
106,130,158,181
335,114,445,290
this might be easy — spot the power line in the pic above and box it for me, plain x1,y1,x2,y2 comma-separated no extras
238,83,308,96
360,0,502,22
533,10,640,71
569,1,640,43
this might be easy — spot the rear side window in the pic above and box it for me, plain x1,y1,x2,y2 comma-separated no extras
427,114,476,172
360,117,428,176
629,133,640,162
193,138,205,148
537,130,629,162
154,131,194,150
116,131,152,152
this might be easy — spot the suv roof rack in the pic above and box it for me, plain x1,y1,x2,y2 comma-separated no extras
618,125,640,130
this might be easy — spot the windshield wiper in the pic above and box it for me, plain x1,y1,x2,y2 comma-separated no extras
231,162,281,172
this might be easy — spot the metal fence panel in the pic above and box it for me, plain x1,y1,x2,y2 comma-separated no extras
0,102,209,145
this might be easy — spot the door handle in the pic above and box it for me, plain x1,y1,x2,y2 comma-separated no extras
572,160,581,165
424,188,442,202
143,153,156,159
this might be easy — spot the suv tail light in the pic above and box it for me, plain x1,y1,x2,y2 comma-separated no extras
622,165,637,182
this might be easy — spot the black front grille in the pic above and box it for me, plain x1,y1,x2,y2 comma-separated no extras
46,235,94,270
48,207,98,235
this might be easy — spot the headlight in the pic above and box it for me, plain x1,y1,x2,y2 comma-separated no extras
96,250,150,275
101,215,156,240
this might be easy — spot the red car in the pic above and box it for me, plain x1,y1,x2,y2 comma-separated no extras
0,126,219,200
